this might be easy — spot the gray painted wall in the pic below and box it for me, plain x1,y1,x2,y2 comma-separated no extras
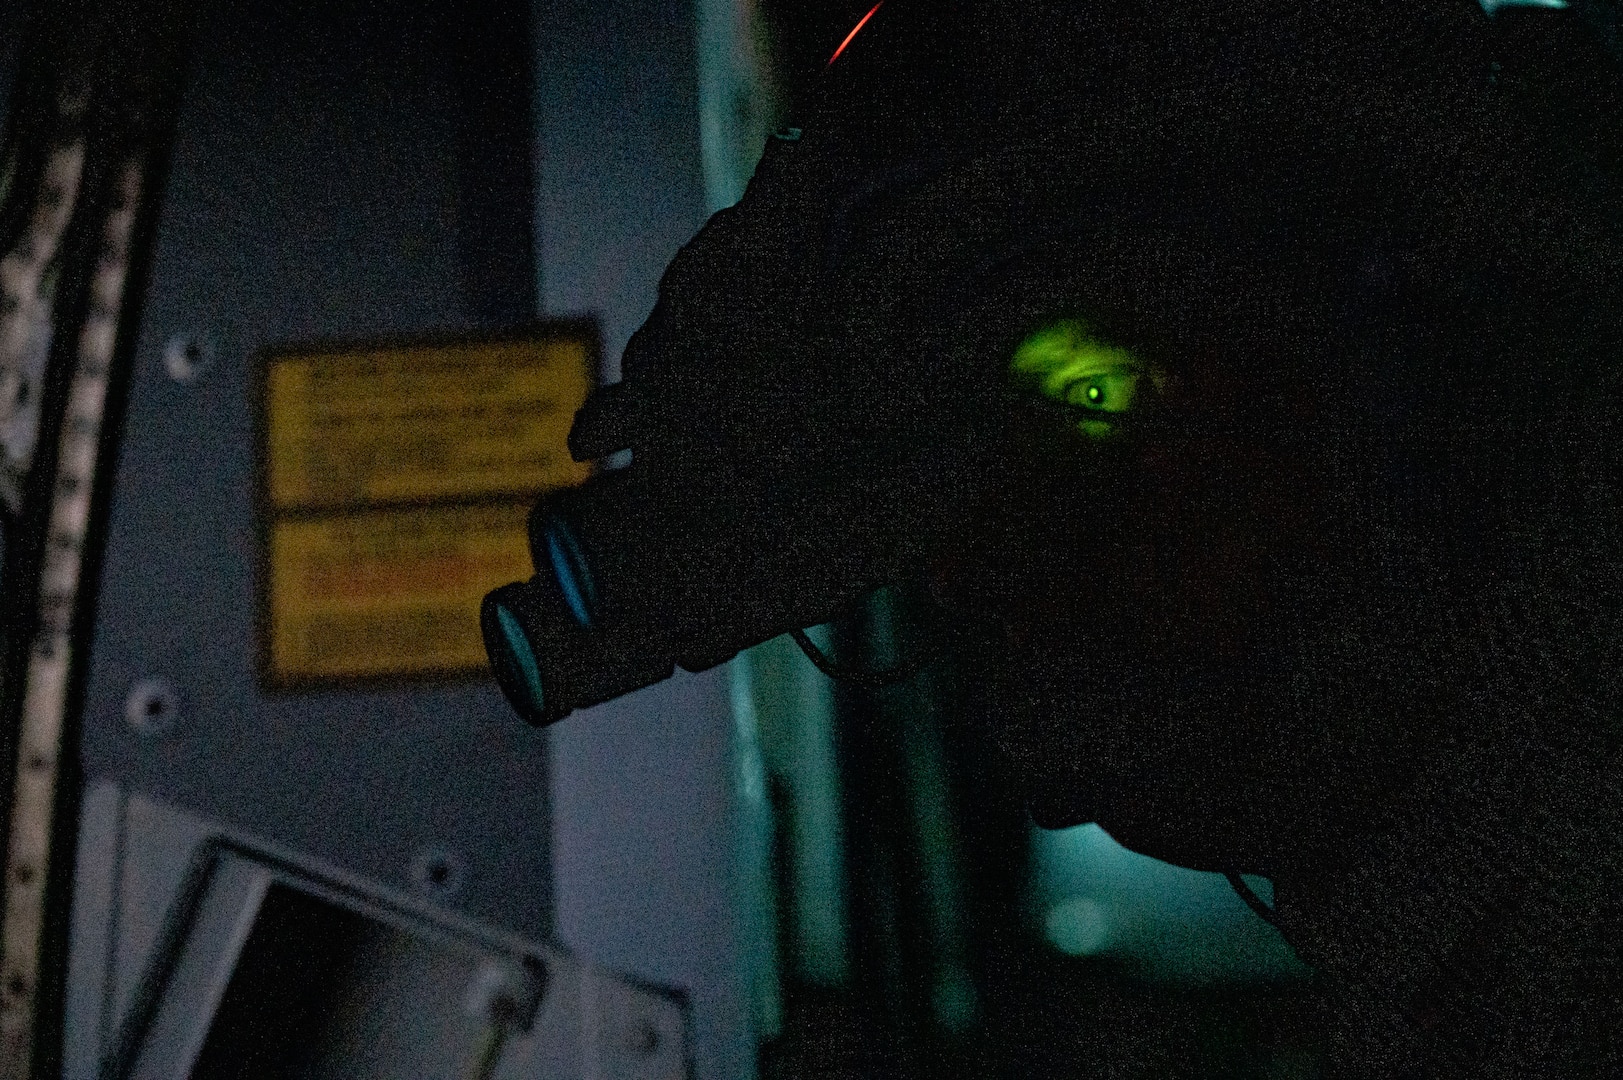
72,0,749,1075
82,0,551,932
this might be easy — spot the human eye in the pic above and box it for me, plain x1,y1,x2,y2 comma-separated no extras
1061,369,1142,413
1009,318,1150,439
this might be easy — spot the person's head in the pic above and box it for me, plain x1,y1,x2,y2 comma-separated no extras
800,0,1623,882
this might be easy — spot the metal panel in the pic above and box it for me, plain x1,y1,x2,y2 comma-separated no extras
65,789,691,1080
65,0,749,1076
78,0,553,947
124,852,268,1079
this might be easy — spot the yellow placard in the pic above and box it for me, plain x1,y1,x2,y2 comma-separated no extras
259,326,596,684
266,503,535,682
265,337,593,510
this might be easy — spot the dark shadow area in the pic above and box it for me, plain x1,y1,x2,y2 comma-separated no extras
192,885,376,1080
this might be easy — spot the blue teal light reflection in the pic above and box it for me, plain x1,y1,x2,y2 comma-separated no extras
1030,824,1309,983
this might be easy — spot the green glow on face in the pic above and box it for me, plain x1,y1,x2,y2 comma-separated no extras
1010,319,1150,439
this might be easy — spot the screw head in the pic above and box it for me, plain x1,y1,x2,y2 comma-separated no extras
162,333,213,383
125,679,179,735
409,846,464,898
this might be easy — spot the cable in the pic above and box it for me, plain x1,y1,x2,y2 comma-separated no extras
789,625,937,689
1224,870,1282,929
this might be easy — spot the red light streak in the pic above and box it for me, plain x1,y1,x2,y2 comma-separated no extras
828,2,885,66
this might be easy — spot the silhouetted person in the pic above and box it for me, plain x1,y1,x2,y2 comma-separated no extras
559,1,1623,1072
